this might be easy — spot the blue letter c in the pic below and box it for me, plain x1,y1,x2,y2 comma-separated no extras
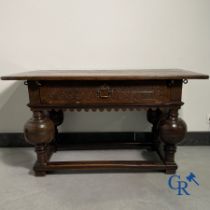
168,175,180,190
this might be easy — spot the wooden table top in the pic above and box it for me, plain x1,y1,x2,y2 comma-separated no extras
1,69,209,81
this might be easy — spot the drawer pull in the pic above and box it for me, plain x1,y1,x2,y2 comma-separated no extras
97,85,113,99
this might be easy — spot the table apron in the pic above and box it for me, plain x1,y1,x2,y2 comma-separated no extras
27,80,183,108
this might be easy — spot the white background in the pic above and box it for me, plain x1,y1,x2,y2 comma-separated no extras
0,0,209,132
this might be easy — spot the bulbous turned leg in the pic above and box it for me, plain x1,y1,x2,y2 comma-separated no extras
158,108,187,174
24,111,55,176
49,110,64,152
147,108,162,150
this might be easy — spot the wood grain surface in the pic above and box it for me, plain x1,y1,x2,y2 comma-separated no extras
1,69,209,80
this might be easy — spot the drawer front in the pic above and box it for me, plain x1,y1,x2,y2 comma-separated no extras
39,81,170,106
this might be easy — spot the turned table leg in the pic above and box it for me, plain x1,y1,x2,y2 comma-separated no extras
49,110,64,152
24,111,55,176
34,144,48,176
147,108,162,150
158,108,187,174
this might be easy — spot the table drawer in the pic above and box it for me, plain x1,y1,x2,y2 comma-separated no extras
39,81,170,106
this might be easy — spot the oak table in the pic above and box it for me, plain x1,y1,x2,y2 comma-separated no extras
1,69,209,176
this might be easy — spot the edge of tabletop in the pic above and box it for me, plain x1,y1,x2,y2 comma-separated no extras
1,70,209,81
1,75,209,81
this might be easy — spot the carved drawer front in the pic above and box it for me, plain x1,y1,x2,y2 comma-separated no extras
39,81,170,106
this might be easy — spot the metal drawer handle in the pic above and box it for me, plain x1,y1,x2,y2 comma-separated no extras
97,85,113,99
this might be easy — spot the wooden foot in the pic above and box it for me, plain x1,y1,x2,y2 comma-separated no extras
34,170,46,177
165,169,176,174
164,144,177,164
